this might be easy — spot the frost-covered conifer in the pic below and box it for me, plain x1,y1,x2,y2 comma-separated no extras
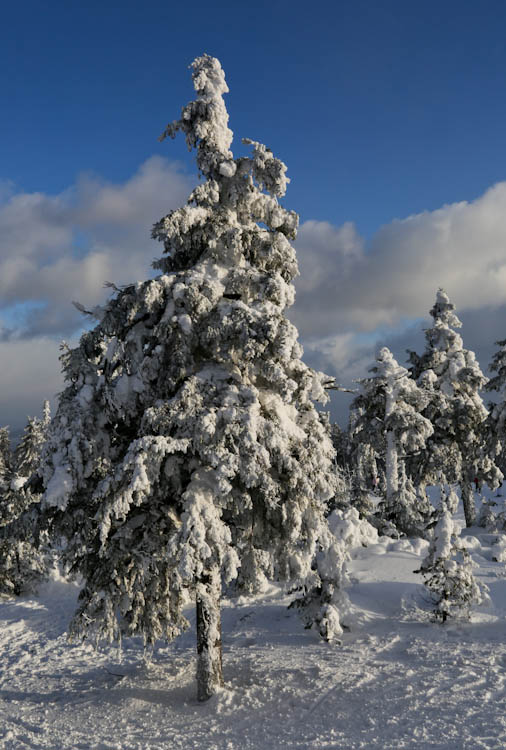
350,347,433,536
329,423,355,512
0,427,12,490
485,339,506,476
0,405,51,597
0,489,47,597
347,440,377,518
38,55,344,701
416,487,485,621
15,401,51,479
409,289,502,526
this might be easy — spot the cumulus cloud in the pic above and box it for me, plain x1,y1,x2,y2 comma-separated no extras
0,157,194,429
290,186,506,423
0,337,66,432
292,182,506,338
0,157,193,339
3,164,506,430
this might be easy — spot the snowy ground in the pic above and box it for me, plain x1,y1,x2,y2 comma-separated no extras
2,498,506,749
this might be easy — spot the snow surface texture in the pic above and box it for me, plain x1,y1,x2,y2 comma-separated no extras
3,498,506,749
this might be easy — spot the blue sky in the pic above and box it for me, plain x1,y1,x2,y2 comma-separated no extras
3,0,506,234
3,0,506,429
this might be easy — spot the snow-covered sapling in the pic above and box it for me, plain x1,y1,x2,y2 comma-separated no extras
416,488,485,621
39,55,345,701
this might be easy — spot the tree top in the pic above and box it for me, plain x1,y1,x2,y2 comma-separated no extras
159,54,234,179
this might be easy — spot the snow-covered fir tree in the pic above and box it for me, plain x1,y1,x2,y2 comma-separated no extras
350,347,433,536
0,427,12,490
408,289,502,527
329,422,356,512
15,401,51,479
346,439,377,518
416,487,485,621
38,55,346,701
485,338,506,476
0,492,47,597
0,404,52,597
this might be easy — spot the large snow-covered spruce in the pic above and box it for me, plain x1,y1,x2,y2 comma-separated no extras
409,289,502,526
39,55,342,701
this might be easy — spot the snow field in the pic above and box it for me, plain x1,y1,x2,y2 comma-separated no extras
2,509,506,749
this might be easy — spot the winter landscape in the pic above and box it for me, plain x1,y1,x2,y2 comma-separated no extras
4,3,506,749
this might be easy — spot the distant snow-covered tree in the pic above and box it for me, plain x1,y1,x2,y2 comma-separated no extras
329,422,355,512
0,487,47,596
485,338,506,476
416,487,485,621
0,404,52,597
350,347,433,536
38,55,345,701
409,289,502,527
15,401,51,479
0,427,12,490
347,440,377,518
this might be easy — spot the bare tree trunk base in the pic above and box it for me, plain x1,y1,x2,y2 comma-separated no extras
196,569,224,702
461,482,476,528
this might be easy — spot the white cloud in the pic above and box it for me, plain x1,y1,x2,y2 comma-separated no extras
0,156,193,338
3,164,506,430
0,157,194,430
292,182,506,339
291,184,506,423
0,337,65,431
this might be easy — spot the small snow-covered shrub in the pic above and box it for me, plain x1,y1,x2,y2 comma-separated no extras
416,489,486,621
477,497,506,533
328,507,378,551
491,537,506,563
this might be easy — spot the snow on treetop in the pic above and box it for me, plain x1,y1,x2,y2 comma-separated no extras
159,54,234,178
436,288,449,305
375,346,409,380
430,287,462,330
191,54,229,99
377,346,396,365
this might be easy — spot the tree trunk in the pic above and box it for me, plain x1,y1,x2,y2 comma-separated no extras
385,430,398,505
196,568,224,701
461,482,476,528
